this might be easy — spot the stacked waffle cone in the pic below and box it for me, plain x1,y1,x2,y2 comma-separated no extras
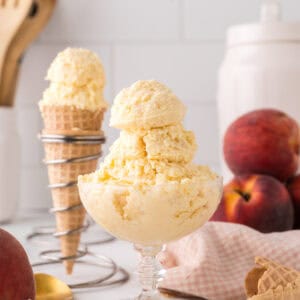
41,106,105,274
245,257,300,300
39,48,107,274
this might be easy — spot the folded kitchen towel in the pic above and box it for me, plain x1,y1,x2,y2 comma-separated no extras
159,221,300,300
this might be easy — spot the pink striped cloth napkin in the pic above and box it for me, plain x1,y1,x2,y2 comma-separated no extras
159,221,300,300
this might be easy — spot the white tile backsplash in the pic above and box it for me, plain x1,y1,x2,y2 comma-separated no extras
14,0,300,212
114,43,224,103
184,0,261,40
17,106,43,168
19,167,51,211
282,0,300,21
40,0,180,42
185,103,219,165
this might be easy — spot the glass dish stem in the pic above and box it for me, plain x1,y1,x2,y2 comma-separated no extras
135,244,165,300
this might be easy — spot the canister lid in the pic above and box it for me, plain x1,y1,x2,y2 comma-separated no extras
227,0,300,46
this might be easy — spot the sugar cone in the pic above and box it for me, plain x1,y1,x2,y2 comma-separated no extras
245,256,300,300
41,105,105,274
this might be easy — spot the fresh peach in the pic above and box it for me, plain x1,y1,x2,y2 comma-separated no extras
223,109,300,182
211,174,294,232
0,228,35,299
287,174,300,229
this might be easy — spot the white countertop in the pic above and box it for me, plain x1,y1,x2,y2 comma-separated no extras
2,213,143,300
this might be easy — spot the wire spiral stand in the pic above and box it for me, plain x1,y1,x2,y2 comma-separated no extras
27,217,115,247
29,133,129,289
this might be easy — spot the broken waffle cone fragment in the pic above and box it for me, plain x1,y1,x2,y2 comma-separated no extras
245,256,300,300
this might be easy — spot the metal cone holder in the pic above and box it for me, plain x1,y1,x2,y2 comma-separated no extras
29,133,129,289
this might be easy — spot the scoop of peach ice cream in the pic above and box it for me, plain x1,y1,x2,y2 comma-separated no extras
39,48,107,111
142,124,196,163
110,80,186,130
109,124,196,162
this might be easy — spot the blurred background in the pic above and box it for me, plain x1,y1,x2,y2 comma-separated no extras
15,0,300,213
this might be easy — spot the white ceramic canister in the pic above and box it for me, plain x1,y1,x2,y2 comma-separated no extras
0,107,21,223
217,0,300,182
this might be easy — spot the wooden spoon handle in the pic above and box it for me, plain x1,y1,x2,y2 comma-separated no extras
0,0,56,106
0,36,13,84
0,55,20,106
0,0,33,104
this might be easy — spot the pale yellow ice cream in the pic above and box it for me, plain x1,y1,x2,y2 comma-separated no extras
78,80,222,245
107,123,196,162
110,80,186,130
142,124,196,163
39,48,107,111
79,176,221,245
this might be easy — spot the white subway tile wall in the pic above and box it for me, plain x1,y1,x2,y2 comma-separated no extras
16,0,300,212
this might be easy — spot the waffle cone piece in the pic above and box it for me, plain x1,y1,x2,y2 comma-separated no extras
245,257,300,300
41,105,105,274
40,105,104,131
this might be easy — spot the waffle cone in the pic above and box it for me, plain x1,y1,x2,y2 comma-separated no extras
40,105,105,131
245,257,300,300
41,105,104,274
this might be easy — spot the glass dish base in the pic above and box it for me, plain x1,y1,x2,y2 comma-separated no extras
132,244,166,300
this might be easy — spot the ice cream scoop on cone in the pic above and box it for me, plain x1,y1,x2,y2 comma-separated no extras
245,256,300,300
39,48,107,274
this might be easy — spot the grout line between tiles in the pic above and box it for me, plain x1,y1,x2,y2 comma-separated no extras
178,0,185,41
35,38,225,47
